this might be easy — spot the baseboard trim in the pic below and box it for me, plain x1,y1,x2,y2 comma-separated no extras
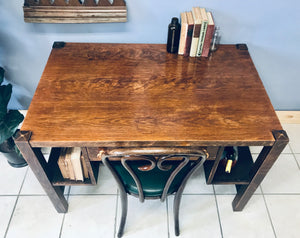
276,111,300,124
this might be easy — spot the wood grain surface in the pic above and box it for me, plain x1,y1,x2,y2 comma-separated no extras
21,43,282,147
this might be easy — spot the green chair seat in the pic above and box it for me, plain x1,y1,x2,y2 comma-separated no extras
112,160,194,198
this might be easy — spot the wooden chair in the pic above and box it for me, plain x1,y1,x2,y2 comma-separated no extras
101,147,208,237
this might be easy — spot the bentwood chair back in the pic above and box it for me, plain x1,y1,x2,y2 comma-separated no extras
101,147,207,237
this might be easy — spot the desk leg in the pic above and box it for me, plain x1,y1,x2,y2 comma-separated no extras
14,131,68,213
232,130,289,211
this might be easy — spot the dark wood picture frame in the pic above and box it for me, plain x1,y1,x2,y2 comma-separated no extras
23,0,127,23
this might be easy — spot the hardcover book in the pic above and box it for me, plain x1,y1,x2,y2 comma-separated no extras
65,148,76,180
201,11,215,57
196,8,208,57
57,148,69,179
81,155,89,179
184,11,194,56
70,147,84,181
189,7,201,57
178,12,188,55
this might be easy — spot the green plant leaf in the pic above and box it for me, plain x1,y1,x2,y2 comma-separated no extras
0,121,11,144
0,110,24,144
0,67,24,144
5,110,24,131
0,67,4,85
0,84,12,121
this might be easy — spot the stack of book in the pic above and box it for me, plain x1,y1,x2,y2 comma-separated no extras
178,7,215,58
57,147,89,181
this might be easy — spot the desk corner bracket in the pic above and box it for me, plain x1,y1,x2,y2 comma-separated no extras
52,42,66,49
14,130,32,143
236,44,248,51
272,130,289,143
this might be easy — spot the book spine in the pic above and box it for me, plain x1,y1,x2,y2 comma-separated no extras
65,148,76,180
184,25,193,56
196,20,208,57
178,13,187,55
189,23,201,57
57,148,70,179
70,147,84,181
201,24,215,57
58,157,69,179
81,155,89,179
178,24,188,55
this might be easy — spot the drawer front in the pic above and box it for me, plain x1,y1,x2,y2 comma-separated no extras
86,147,101,161
86,146,219,161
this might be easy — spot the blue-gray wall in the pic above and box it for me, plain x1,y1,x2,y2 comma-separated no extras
1,0,299,110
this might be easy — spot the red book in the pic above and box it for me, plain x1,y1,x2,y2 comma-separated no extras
201,11,215,57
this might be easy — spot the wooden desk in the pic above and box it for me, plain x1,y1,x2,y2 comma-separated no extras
15,43,288,213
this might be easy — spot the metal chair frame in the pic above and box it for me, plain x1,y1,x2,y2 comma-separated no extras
101,147,207,237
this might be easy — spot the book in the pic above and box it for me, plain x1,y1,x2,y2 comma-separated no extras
196,8,208,57
184,11,194,56
57,148,69,179
178,12,188,55
189,7,201,57
65,148,76,180
81,154,89,179
57,147,89,181
70,147,84,181
201,12,215,57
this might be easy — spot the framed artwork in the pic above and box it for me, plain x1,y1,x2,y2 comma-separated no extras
23,0,127,23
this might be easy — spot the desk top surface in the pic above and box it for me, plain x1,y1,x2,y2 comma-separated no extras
21,43,282,147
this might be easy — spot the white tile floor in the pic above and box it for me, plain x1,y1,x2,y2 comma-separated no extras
1,124,300,238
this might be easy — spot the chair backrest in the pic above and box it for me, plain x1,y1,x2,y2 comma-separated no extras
101,147,208,202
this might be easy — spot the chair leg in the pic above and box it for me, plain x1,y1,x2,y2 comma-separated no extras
117,190,128,238
173,157,207,236
173,192,183,236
